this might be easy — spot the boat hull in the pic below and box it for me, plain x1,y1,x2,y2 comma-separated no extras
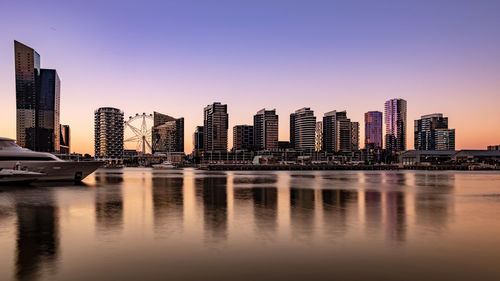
0,161,103,181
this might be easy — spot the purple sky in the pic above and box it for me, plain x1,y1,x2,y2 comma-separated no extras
1,0,499,153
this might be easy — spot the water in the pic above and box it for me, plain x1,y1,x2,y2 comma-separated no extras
1,168,500,281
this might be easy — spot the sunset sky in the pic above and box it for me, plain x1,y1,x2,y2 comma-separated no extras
0,0,499,154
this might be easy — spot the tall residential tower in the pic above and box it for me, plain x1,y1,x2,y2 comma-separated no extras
94,107,124,160
253,109,279,151
384,98,407,152
203,102,228,151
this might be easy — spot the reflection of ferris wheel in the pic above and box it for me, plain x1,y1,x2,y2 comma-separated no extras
124,113,153,154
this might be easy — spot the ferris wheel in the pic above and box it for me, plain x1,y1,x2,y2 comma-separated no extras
124,113,153,154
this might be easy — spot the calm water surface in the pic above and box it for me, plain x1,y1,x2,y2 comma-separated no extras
1,168,500,281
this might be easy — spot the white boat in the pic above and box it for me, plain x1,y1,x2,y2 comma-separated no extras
152,161,176,169
0,168,43,183
0,137,102,182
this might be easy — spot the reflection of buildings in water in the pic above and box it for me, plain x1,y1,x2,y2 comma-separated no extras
364,191,382,231
384,172,407,187
414,173,454,230
252,187,278,234
290,188,315,240
94,173,124,185
151,177,184,234
95,187,123,232
15,192,59,281
197,177,228,242
321,189,357,237
385,191,406,242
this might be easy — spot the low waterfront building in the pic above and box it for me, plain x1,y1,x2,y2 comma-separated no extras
233,125,254,151
399,150,456,165
452,150,500,164
487,145,500,151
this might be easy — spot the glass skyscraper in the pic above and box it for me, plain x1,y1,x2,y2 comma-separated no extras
384,98,407,152
152,111,184,153
364,111,383,149
15,41,60,152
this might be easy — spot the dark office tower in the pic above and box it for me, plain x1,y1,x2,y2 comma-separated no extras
385,98,407,152
38,69,60,152
253,108,279,151
152,111,184,153
293,107,316,151
351,121,359,151
15,41,61,152
365,111,383,149
94,107,124,160
322,110,352,153
414,113,455,150
204,102,228,151
60,125,70,154
193,126,204,151
289,113,296,148
233,125,254,151
14,40,40,149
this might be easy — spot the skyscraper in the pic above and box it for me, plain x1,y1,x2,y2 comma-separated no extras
94,107,124,160
385,98,407,152
152,111,184,153
315,121,323,152
253,109,278,151
414,113,455,150
292,107,316,151
233,125,254,151
322,110,352,153
14,40,60,152
364,111,383,149
204,102,228,151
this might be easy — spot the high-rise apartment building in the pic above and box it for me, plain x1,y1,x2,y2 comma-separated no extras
152,111,184,153
60,125,70,154
233,125,254,151
15,40,60,152
94,107,124,159
291,108,316,151
385,98,407,152
253,109,278,150
364,111,383,149
204,102,228,151
315,121,323,152
322,110,352,153
289,113,296,148
414,113,455,150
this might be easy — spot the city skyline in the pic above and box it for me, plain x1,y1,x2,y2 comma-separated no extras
1,1,500,154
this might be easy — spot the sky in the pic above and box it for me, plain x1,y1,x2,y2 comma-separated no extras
0,0,499,154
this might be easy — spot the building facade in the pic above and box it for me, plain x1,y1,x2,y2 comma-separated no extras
253,109,278,150
233,125,254,151
414,113,455,151
315,121,323,152
15,40,60,152
204,102,228,151
94,107,124,160
351,121,359,151
385,98,407,152
292,108,316,151
152,111,184,153
322,110,352,153
60,125,70,154
193,126,204,151
364,111,383,149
